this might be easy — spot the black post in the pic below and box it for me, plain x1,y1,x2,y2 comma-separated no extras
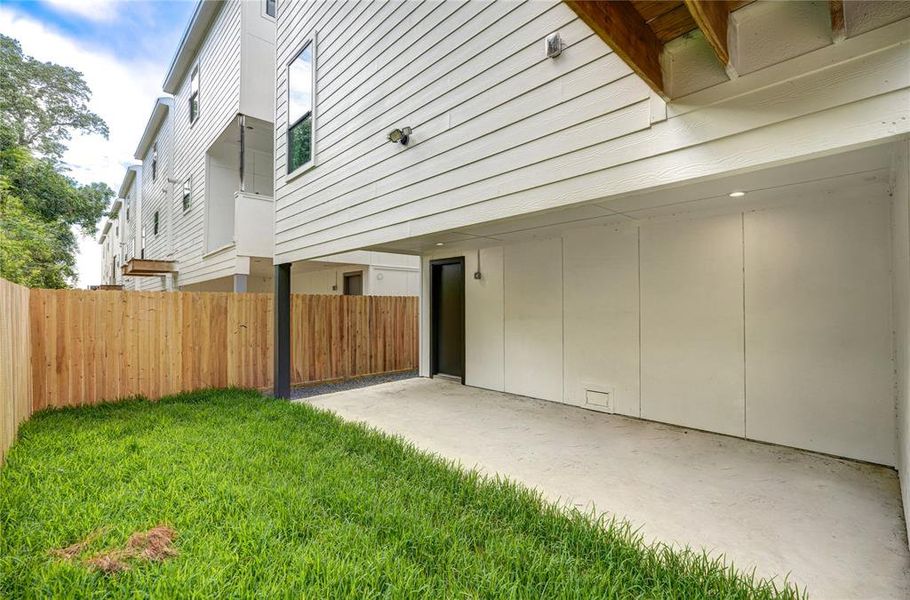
274,262,291,398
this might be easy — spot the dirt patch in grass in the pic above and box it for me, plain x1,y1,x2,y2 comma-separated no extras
125,525,178,562
52,525,178,574
50,527,108,561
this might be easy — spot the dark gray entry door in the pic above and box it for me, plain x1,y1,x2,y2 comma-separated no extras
431,258,464,381
343,271,363,295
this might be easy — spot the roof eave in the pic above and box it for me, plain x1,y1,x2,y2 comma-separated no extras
134,98,173,160
117,166,141,198
162,0,223,94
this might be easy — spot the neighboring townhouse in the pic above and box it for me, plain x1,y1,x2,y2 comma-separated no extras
117,165,143,290
271,0,910,517
98,197,123,287
130,97,177,291
109,0,418,294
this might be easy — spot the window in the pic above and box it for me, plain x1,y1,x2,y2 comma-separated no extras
152,141,158,180
153,211,160,235
189,65,200,123
126,198,130,222
287,39,315,173
265,0,276,18
182,178,191,212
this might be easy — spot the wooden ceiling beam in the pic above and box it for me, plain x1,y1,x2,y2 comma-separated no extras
829,0,846,42
564,0,667,98
684,0,732,66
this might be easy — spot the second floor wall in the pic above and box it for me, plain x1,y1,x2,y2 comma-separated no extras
138,105,174,268
271,0,910,264
163,0,275,287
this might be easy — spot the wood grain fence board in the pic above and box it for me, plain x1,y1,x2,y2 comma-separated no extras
1,279,32,463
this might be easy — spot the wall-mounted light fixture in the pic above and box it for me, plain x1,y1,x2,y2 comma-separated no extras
387,126,412,146
545,32,564,58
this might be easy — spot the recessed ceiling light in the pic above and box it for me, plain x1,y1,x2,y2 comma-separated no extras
729,191,746,198
435,242,444,246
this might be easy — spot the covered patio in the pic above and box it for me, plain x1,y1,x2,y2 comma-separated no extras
301,377,910,599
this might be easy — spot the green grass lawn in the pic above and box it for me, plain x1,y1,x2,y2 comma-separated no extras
0,389,803,598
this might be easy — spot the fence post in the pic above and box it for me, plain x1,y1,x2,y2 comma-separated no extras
274,263,291,398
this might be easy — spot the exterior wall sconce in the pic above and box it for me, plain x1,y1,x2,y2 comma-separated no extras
546,32,564,58
387,126,412,146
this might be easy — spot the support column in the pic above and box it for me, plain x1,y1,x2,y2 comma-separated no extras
274,262,291,399
233,274,248,293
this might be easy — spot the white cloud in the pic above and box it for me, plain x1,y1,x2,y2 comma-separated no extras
0,8,167,288
42,0,120,23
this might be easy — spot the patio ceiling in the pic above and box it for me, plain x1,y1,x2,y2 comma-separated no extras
364,142,895,255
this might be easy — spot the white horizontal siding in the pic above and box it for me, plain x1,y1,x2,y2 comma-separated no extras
121,181,140,290
134,111,173,292
169,0,243,288
273,1,910,262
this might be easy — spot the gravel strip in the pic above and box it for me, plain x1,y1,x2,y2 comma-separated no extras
289,370,418,400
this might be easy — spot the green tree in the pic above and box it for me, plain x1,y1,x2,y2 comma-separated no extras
0,35,114,288
0,34,108,162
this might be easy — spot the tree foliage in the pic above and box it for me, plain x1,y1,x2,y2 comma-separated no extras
0,34,108,162
0,34,114,288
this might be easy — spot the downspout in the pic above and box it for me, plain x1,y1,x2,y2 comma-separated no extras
133,166,144,261
239,113,246,193
166,98,175,261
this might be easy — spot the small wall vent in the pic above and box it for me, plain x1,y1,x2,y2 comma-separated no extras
585,389,612,412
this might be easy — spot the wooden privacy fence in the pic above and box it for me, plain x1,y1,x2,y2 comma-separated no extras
29,290,418,410
1,279,418,460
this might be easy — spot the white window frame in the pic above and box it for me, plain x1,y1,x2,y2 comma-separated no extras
151,141,158,181
182,177,192,213
263,0,276,20
189,64,201,125
285,32,317,181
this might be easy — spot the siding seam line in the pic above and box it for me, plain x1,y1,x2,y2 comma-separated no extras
742,212,747,438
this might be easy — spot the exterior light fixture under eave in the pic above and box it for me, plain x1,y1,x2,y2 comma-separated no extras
435,242,444,246
387,126,412,146
729,191,746,198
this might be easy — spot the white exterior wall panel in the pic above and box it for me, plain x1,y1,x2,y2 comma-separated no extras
170,0,243,288
640,214,746,438
503,238,563,403
563,225,640,417
745,189,895,463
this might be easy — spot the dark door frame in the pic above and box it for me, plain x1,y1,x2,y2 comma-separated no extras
429,256,465,384
343,270,364,296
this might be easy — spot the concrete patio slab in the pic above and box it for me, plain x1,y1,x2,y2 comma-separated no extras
299,377,910,599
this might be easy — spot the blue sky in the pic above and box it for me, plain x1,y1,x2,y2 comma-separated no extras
5,0,196,62
0,0,199,287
